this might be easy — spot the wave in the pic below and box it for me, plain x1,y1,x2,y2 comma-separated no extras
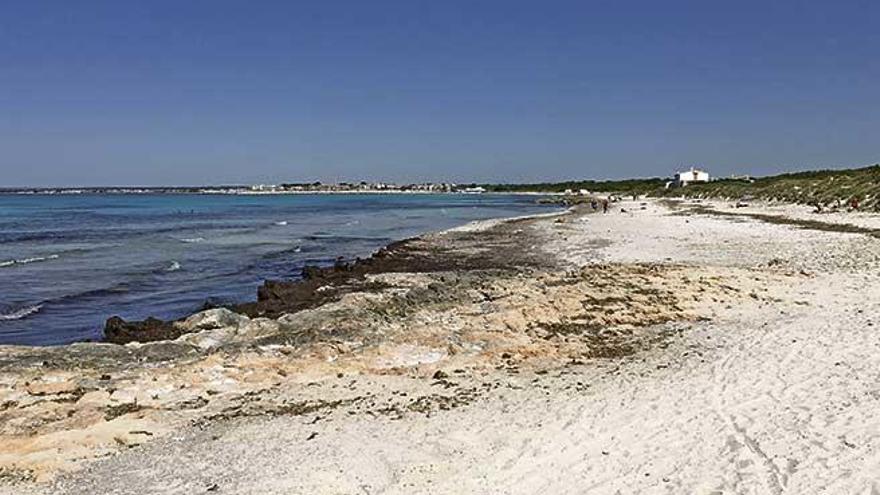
303,234,391,243
274,221,288,226
0,254,60,268
0,222,263,245
0,304,42,321
258,246,306,259
178,237,205,243
166,261,182,272
0,231,64,244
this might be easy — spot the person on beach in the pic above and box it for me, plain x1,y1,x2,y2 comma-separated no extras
601,198,609,213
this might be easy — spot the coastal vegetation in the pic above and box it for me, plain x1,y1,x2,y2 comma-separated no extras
483,164,880,210
479,178,667,195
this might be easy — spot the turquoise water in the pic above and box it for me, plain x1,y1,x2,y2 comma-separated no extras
0,193,551,345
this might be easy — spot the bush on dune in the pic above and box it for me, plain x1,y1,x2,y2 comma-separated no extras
483,165,880,211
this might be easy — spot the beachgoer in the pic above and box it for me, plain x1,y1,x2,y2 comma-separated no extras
601,199,609,214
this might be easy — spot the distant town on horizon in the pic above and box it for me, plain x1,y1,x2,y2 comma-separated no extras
3,162,876,195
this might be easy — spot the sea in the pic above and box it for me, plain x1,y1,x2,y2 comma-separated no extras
0,193,553,345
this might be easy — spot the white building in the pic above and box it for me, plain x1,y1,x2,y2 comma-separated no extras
461,186,486,194
673,167,710,186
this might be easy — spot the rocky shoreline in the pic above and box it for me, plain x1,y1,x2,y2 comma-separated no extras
3,198,880,494
1,206,581,480
101,211,558,346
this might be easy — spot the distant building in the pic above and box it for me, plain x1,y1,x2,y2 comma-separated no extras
672,167,710,187
461,186,486,194
728,174,755,183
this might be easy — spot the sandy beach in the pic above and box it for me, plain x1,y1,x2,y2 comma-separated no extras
2,198,879,494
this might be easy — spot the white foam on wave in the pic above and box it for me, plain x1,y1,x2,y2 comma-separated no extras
179,237,205,243
274,221,288,226
0,304,43,321
166,261,182,272
0,254,60,268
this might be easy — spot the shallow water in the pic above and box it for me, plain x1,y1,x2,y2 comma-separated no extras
0,193,552,345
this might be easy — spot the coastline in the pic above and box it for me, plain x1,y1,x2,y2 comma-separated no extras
99,204,570,345
2,198,880,493
1,192,557,346
0,202,583,484
0,189,565,197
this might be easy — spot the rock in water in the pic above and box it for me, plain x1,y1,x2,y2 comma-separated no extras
104,316,182,345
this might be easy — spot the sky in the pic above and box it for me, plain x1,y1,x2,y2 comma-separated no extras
1,0,878,187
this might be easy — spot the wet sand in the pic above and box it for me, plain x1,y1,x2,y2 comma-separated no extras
2,198,880,494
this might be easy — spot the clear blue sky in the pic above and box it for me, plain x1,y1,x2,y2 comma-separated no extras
1,0,878,186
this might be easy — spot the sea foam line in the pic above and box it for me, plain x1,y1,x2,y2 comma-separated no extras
0,304,43,321
0,254,60,268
